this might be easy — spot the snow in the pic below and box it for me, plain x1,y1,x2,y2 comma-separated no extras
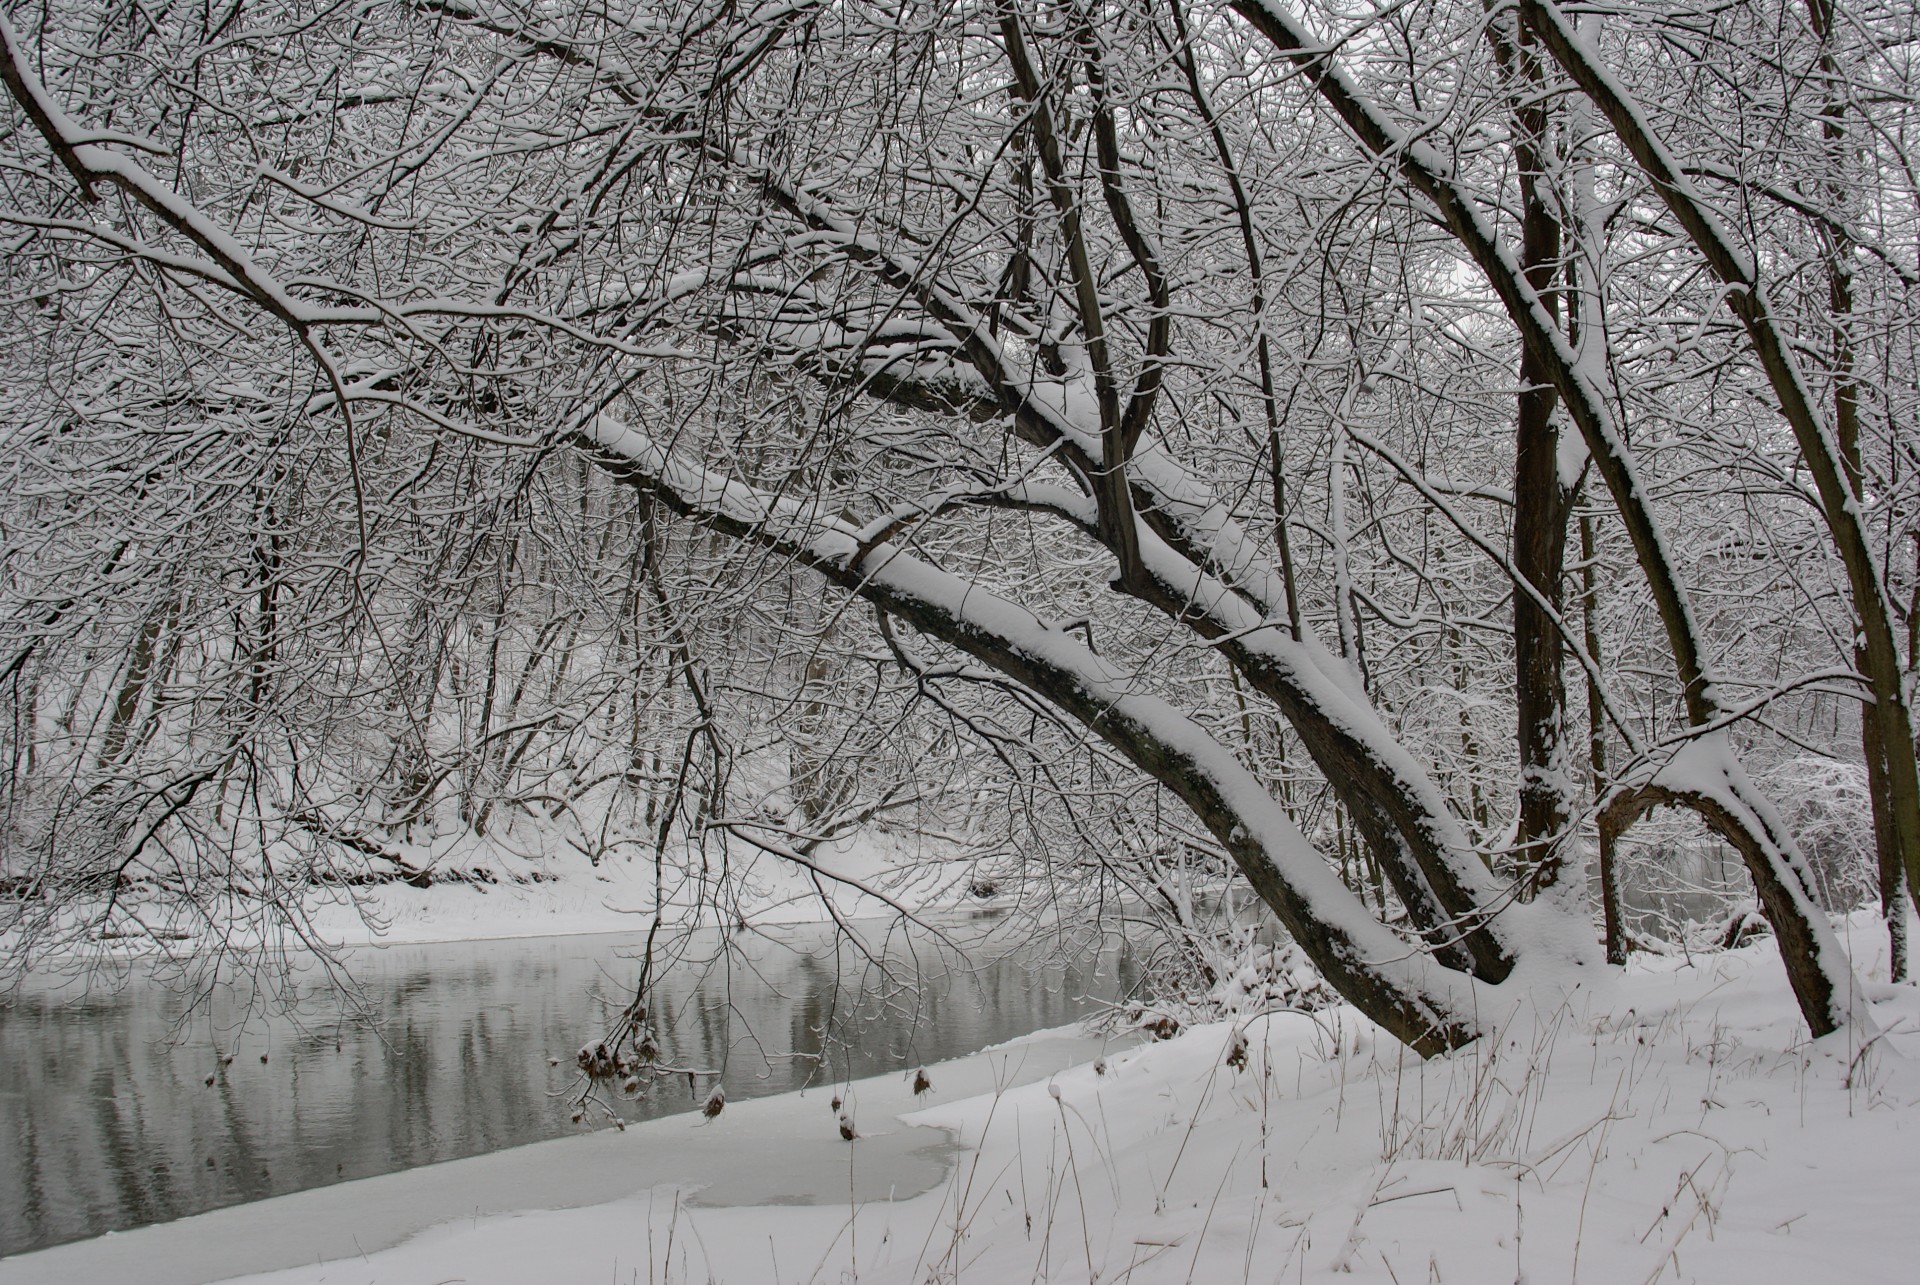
583,413,1488,1035
5,823,941,964
9,915,1917,1285
0,1026,1124,1285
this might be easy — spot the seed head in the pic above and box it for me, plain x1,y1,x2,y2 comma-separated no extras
1225,1029,1249,1072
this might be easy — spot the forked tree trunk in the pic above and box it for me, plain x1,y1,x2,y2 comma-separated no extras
583,417,1487,1055
753,149,1542,984
1232,0,1870,1037
1521,0,1920,969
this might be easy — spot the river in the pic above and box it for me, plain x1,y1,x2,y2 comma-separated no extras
0,915,1138,1258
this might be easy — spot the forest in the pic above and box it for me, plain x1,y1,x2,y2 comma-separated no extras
2,0,1917,1057
6,3,1920,1281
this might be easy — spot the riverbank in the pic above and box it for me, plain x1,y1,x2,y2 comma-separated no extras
0,1023,1124,1285
4,822,975,965
2,913,1127,1260
297,823,955,947
6,915,1916,1284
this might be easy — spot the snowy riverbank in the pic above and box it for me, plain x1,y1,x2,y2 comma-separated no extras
294,825,952,948
6,824,968,965
6,915,1917,1284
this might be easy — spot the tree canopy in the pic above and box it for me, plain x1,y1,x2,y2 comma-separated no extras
3,0,1916,1051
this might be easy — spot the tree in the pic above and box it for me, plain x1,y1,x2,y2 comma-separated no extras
3,0,1908,1052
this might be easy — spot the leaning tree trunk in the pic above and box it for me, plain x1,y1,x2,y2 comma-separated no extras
1232,0,1871,1038
582,414,1488,1055
1520,0,1920,963
741,86,1549,984
1597,739,1869,1032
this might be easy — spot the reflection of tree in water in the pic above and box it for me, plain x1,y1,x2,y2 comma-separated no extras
613,922,1139,1107
91,1059,168,1229
788,950,830,1067
1,921,1128,1256
1604,806,1758,945
457,1005,540,1150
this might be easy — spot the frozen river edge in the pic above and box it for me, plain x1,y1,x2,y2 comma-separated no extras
0,1024,1121,1285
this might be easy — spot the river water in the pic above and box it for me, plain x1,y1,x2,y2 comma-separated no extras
0,916,1138,1258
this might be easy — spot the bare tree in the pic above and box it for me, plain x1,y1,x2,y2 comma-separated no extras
3,0,1907,1051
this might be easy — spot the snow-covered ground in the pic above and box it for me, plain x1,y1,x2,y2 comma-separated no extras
302,820,1014,951
11,825,950,962
288,835,909,948
6,914,1917,1284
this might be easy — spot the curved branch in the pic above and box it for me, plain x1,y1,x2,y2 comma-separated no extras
578,412,1485,1054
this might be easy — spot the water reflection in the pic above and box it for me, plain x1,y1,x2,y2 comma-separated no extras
1598,838,1751,936
0,917,1136,1257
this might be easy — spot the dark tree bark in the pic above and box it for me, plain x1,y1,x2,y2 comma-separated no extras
1488,11,1577,896
1232,0,1866,1038
1521,0,1920,965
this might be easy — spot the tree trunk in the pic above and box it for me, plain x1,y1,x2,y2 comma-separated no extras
1503,25,1576,898
1581,515,1625,964
585,417,1486,1054
1522,0,1920,963
1233,0,1870,1037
